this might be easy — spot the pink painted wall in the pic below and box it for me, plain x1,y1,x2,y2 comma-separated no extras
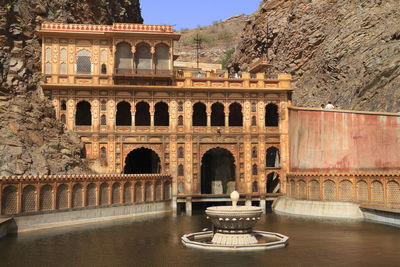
289,108,400,172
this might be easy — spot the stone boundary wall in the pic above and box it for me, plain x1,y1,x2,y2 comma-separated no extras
0,174,172,216
273,197,363,219
14,201,171,233
287,172,400,208
289,107,400,172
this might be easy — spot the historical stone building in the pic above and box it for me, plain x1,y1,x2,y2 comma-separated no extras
37,22,293,211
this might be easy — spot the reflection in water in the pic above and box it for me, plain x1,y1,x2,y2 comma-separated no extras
0,213,399,267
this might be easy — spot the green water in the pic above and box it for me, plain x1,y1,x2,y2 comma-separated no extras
0,212,399,266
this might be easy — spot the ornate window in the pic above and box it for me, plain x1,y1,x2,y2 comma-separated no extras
251,116,257,126
76,49,91,74
154,44,170,71
178,164,184,176
154,102,169,126
252,164,258,175
178,115,183,126
135,43,151,70
101,100,107,111
266,103,279,127
101,64,107,74
100,49,108,62
251,102,257,112
115,42,133,73
45,63,52,74
178,101,183,112
229,102,243,126
252,147,257,158
100,114,107,125
178,147,184,158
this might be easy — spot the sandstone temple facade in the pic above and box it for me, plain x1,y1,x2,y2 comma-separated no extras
36,22,292,210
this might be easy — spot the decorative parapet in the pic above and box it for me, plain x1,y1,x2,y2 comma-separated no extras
286,171,400,207
0,174,172,216
40,23,174,33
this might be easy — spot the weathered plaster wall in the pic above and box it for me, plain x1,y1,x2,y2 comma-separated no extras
289,108,400,172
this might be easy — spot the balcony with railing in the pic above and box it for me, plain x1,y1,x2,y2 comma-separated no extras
114,68,173,78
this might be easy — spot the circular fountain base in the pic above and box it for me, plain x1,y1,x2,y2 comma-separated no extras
212,233,258,245
181,230,289,251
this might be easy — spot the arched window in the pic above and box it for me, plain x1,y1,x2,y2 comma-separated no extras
266,103,279,126
266,147,280,168
154,44,170,71
115,42,133,74
251,116,257,126
252,147,257,158
178,101,183,112
252,181,258,193
178,147,184,158
100,50,107,62
61,114,66,124
135,43,151,71
178,164,184,176
76,49,91,74
101,100,107,111
116,101,132,126
100,146,107,160
252,164,258,175
229,102,243,126
193,102,207,126
45,63,52,74
211,102,225,126
75,101,91,126
135,101,150,126
60,48,67,61
61,100,67,110
178,115,183,126
101,64,107,74
251,102,257,112
154,102,169,126
100,114,107,125
60,63,67,74
45,47,51,61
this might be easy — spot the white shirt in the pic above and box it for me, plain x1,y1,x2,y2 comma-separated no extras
325,104,335,109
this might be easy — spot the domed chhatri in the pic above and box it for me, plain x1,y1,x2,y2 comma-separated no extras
181,191,289,251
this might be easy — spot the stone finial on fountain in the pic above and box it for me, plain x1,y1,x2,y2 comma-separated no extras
230,190,239,208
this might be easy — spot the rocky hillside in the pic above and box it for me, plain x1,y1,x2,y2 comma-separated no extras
175,15,249,66
0,0,142,176
230,0,400,112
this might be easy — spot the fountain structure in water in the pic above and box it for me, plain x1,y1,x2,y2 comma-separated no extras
181,191,289,251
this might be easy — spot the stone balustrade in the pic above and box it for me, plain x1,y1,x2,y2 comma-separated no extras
41,23,173,33
287,172,400,207
0,174,172,216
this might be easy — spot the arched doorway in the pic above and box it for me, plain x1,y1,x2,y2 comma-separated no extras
201,148,236,194
124,148,161,174
266,103,279,126
135,101,150,126
75,101,91,126
229,102,243,126
116,101,132,126
193,102,207,126
266,172,280,193
115,42,133,74
154,102,169,126
211,102,225,126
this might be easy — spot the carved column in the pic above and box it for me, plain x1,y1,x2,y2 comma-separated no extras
243,99,251,132
224,104,229,131
169,99,177,132
150,101,155,129
206,103,211,132
244,135,252,194
108,98,116,131
185,135,193,194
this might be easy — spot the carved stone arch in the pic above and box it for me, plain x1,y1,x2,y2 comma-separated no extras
200,146,237,194
123,145,162,174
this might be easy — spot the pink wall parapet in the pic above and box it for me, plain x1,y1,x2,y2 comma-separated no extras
289,107,400,172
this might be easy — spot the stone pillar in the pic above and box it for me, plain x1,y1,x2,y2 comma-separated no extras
150,102,155,130
224,104,229,130
260,197,266,213
185,197,192,216
96,183,100,206
243,99,251,132
206,103,211,131
185,135,193,195
108,98,116,131
244,135,252,194
172,196,178,215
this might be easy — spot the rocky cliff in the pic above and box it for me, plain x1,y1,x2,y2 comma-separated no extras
230,0,400,112
0,0,142,176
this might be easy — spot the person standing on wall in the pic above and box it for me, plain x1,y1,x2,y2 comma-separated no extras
325,101,335,109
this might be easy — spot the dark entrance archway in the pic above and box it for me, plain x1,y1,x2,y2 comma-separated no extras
229,102,243,126
201,148,235,194
75,101,91,126
193,102,207,126
135,101,150,126
124,148,161,174
116,101,132,126
211,102,225,126
266,172,280,193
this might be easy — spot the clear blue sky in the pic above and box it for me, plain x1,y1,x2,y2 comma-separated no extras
140,0,261,30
